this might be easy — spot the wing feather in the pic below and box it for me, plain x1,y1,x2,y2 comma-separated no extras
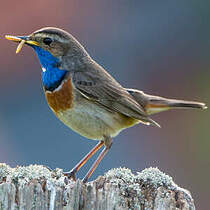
72,70,160,127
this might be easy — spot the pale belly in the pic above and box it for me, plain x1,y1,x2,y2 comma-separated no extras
55,100,139,140
45,78,139,140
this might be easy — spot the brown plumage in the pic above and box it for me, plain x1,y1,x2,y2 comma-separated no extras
45,78,74,113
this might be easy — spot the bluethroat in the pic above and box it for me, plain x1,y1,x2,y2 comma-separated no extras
5,27,207,183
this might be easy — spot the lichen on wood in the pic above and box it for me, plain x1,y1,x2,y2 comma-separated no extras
0,163,195,210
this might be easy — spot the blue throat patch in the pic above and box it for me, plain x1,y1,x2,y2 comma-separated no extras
32,46,67,91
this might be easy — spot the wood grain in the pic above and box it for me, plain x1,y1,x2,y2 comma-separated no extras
0,164,195,210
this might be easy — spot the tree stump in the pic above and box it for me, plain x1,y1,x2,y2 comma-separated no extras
0,163,195,210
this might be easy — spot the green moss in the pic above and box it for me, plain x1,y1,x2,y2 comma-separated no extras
0,164,66,188
0,163,11,182
136,167,173,188
105,166,174,199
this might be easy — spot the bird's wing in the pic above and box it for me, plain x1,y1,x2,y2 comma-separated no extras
72,70,159,127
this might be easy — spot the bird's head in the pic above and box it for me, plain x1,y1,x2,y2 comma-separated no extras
6,27,91,90
5,27,89,71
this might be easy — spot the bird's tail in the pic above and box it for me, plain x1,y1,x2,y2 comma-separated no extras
127,88,207,115
145,97,207,115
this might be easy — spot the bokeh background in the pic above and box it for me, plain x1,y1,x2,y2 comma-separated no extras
1,1,210,209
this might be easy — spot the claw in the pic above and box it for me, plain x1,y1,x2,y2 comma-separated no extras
82,176,88,183
63,170,76,181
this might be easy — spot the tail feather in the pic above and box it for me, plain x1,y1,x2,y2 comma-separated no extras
146,98,207,115
163,99,207,109
127,88,207,115
163,100,207,109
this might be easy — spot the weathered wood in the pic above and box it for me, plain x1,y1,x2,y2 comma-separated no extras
0,164,195,210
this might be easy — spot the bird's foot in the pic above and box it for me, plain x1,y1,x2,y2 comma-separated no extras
82,176,88,183
63,170,76,181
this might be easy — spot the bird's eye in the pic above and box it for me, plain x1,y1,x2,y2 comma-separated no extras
43,37,52,45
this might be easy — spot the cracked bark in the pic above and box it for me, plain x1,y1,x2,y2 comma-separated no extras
0,164,195,210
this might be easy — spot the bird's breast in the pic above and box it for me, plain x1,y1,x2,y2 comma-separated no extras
44,78,139,140
45,78,74,113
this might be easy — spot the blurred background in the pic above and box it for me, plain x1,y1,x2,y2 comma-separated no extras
1,0,210,209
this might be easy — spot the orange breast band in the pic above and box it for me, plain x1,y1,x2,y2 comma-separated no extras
45,78,74,113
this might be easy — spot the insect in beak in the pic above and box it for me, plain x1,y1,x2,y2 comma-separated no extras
5,35,39,53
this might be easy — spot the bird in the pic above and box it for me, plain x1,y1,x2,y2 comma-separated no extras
5,27,207,183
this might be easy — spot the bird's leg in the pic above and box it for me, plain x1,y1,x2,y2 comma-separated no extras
63,141,104,181
82,137,112,183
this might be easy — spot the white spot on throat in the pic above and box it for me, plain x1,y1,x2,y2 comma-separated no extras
42,67,46,72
